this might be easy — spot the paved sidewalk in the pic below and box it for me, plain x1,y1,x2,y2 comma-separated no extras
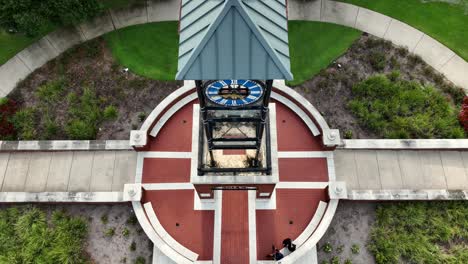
0,150,136,193
335,149,468,191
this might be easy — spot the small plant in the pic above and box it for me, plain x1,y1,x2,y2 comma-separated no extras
135,256,146,264
351,244,360,254
103,105,119,120
127,213,138,225
396,46,409,57
66,119,96,140
130,241,137,251
368,51,386,71
408,54,423,66
458,96,468,132
122,227,130,237
320,261,328,264
101,214,108,224
343,130,353,139
104,227,115,237
0,97,8,106
387,70,400,82
120,257,127,263
344,259,353,264
36,79,66,103
331,256,340,264
11,108,36,140
322,242,333,253
138,112,146,122
0,98,17,140
44,118,59,139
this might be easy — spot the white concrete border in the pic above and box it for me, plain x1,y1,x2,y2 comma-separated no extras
0,191,123,202
144,202,199,261
293,201,327,247
0,140,132,151
341,139,468,150
133,201,194,264
347,189,468,200
248,190,257,264
278,199,339,264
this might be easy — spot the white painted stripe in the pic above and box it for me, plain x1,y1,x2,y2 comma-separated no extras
269,103,280,184
276,182,328,189
142,183,194,190
141,152,192,159
144,202,199,261
213,190,222,264
278,151,333,158
248,190,257,264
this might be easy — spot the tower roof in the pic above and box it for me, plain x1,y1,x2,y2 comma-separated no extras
176,0,293,80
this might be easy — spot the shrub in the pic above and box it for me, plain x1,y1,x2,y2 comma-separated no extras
368,52,386,71
0,98,17,140
36,79,66,103
0,0,101,36
65,119,96,140
348,75,464,139
44,118,59,139
0,206,88,263
331,256,340,264
66,87,101,139
11,108,36,140
344,130,353,139
127,213,138,225
458,96,468,132
103,105,118,120
101,214,108,224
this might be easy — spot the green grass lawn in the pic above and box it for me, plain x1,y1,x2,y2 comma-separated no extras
104,21,361,83
370,202,468,264
340,0,468,61
0,30,47,65
288,21,361,86
104,22,179,80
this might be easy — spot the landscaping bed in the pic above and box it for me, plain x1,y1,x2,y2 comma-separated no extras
318,200,468,264
293,34,466,139
0,204,152,264
4,38,181,140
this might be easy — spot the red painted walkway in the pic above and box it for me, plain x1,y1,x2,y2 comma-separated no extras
221,191,250,264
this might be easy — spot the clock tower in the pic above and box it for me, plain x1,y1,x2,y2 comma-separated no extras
176,0,293,179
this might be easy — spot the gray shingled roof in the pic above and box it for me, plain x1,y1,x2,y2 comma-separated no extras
176,0,293,80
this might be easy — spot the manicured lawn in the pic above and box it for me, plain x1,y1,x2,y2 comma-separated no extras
340,0,468,61
104,21,360,83
0,30,46,65
288,21,361,86
104,22,179,80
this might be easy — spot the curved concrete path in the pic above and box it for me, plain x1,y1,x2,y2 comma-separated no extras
0,0,467,97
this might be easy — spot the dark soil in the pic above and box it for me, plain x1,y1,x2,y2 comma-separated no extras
317,201,377,264
9,38,182,140
292,34,465,139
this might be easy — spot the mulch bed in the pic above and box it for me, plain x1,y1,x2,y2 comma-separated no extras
9,38,182,140
292,33,465,139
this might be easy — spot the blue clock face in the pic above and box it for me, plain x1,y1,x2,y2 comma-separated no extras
205,80,264,107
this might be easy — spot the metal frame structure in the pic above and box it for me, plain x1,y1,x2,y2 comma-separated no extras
196,80,273,176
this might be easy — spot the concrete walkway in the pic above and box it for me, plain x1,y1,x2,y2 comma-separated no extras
1,0,467,96
335,139,468,200
0,150,136,193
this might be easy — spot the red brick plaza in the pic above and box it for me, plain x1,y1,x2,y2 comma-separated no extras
130,82,343,264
